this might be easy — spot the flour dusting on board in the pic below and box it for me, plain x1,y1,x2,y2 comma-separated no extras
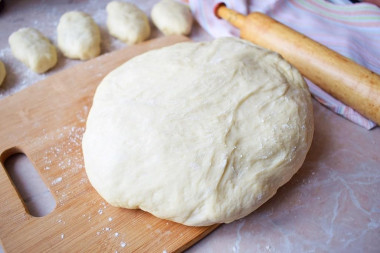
51,177,63,185
38,123,89,210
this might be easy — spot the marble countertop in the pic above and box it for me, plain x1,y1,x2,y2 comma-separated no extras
0,1,379,252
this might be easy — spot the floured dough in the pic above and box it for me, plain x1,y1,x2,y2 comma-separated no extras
151,0,193,36
0,60,5,86
106,1,150,45
82,37,314,226
57,11,101,60
8,28,57,73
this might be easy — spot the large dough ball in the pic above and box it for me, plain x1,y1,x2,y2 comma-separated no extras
9,28,57,74
151,0,193,36
57,11,101,60
106,1,151,45
82,38,314,226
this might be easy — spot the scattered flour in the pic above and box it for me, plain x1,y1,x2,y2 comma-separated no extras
51,177,62,185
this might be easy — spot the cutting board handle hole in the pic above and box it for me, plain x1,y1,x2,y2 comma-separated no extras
2,151,56,217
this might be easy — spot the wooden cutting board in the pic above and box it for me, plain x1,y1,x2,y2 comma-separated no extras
0,35,218,253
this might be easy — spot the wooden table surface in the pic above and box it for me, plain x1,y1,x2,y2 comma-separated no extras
0,1,379,252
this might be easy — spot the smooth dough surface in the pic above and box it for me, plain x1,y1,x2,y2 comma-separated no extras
0,60,5,86
82,37,314,226
57,11,101,60
106,1,150,45
8,28,57,73
151,0,193,35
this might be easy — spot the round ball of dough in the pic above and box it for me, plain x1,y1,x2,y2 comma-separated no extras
151,0,193,36
9,28,57,74
82,38,314,226
57,11,101,60
106,1,150,45
0,60,6,86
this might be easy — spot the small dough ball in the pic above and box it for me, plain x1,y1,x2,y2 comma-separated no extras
82,38,314,226
57,11,101,60
0,60,6,86
106,1,150,44
8,28,57,74
151,0,193,36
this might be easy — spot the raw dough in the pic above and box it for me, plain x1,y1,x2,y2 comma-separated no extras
8,28,57,74
57,11,101,60
0,60,5,86
151,0,193,36
82,37,314,226
106,1,150,45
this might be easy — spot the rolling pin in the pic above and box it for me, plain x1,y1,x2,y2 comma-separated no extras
215,4,380,126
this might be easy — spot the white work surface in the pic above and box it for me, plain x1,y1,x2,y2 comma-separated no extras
0,1,379,252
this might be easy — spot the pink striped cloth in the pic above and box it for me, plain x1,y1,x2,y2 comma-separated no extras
188,0,380,129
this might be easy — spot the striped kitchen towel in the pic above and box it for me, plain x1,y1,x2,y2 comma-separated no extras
188,0,380,129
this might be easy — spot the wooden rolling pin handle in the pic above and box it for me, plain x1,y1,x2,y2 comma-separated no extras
214,3,245,28
216,5,380,126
